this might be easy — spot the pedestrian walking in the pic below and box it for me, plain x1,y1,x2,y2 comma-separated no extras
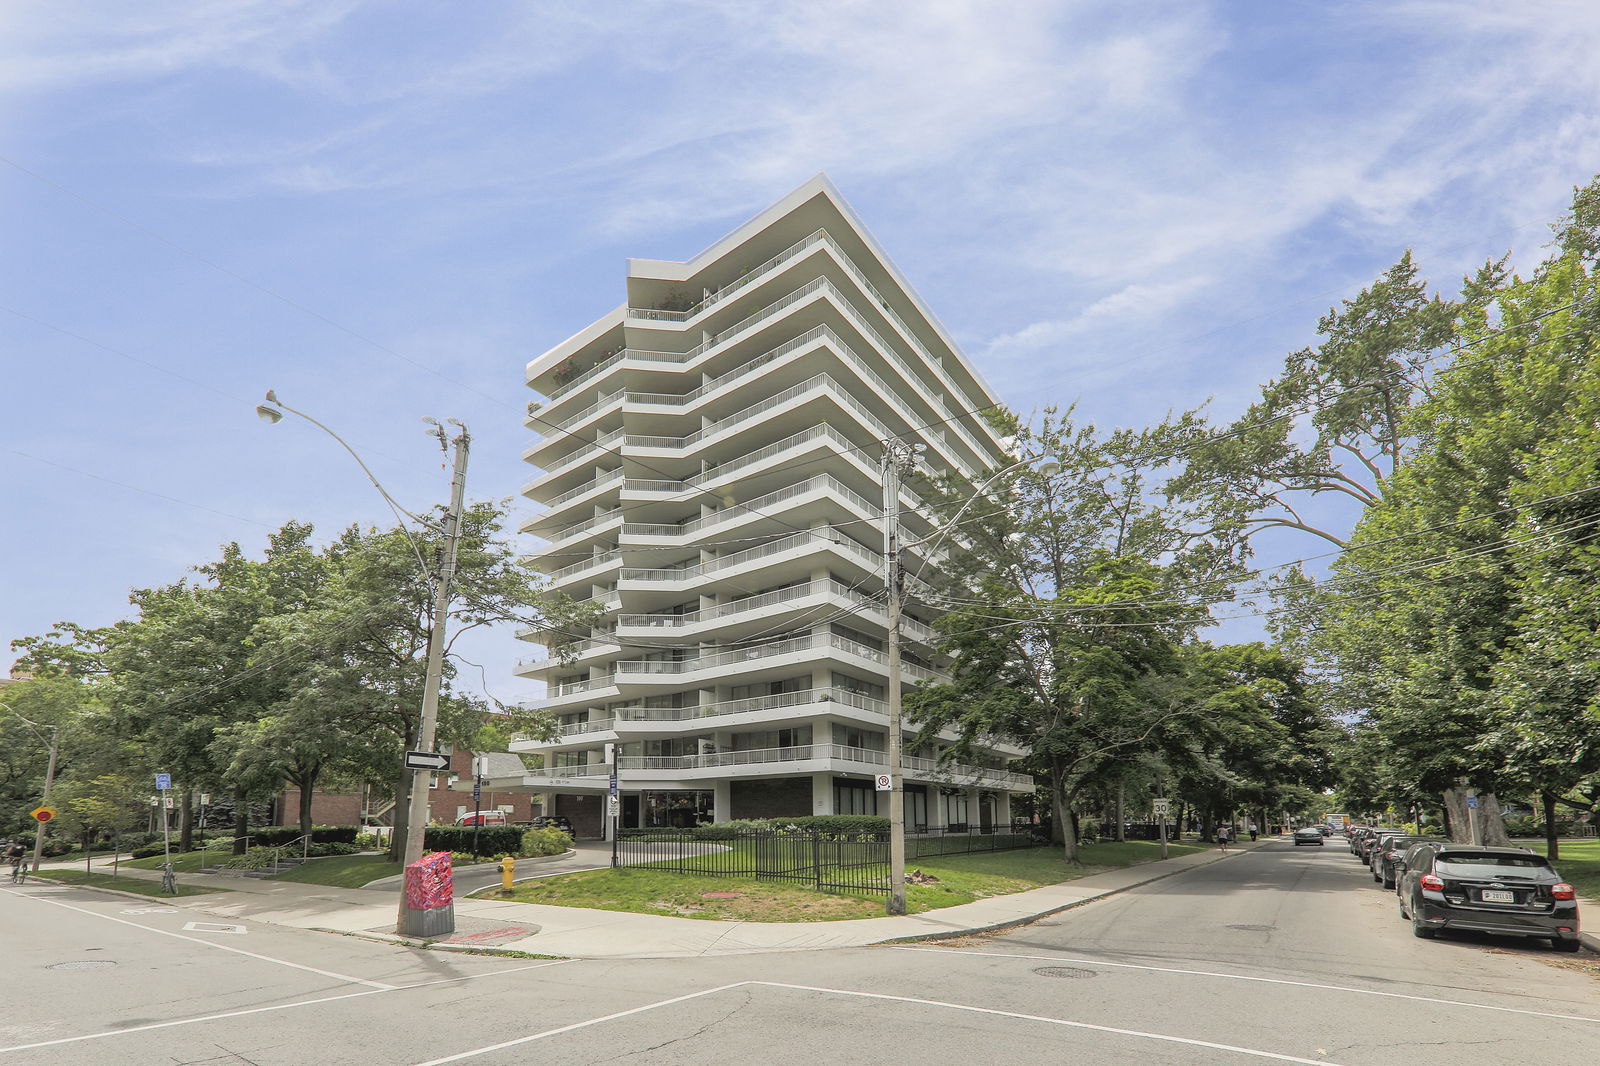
1216,825,1230,850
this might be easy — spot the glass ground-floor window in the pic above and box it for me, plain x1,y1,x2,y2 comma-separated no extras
643,789,714,828
833,777,878,815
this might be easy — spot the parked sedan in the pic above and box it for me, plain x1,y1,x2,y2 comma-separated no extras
1398,844,1581,952
526,815,574,834
1369,834,1434,888
1292,826,1325,846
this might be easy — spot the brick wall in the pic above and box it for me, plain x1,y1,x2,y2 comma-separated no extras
555,794,603,839
273,746,540,828
730,777,811,820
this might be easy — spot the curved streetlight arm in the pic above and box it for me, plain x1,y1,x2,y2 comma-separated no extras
257,391,445,534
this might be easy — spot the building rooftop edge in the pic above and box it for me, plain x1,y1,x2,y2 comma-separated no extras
526,173,1007,427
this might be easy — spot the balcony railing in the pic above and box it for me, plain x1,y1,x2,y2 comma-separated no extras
540,551,622,584
599,743,1024,786
620,473,878,540
618,578,866,629
614,634,815,677
618,528,880,584
549,674,616,697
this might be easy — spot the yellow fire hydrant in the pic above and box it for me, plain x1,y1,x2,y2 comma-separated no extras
500,855,516,893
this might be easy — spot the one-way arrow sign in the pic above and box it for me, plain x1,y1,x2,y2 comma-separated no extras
404,750,451,772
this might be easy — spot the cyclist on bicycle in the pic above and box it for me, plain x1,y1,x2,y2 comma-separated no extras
5,840,27,881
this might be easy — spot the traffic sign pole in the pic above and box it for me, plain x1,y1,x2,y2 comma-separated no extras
156,773,174,892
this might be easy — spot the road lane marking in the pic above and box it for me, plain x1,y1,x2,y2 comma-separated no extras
895,946,1600,1024
14,891,397,990
760,982,1353,1065
407,983,753,1065
0,960,572,1054
405,981,1355,1066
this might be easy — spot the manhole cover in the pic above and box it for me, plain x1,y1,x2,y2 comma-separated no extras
48,960,117,971
1033,966,1097,979
1226,924,1274,932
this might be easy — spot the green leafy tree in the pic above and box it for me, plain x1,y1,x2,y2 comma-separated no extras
906,409,1236,862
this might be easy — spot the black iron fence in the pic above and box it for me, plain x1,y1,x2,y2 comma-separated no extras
614,825,1044,895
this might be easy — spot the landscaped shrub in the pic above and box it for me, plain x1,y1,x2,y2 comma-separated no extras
251,825,359,847
354,832,388,850
300,841,360,857
423,825,524,855
520,827,572,856
220,847,285,870
130,841,168,859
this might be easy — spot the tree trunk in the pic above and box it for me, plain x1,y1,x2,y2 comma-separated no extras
178,789,194,853
388,766,412,863
232,790,250,855
1115,781,1126,842
1050,765,1079,864
1441,788,1514,846
295,770,319,839
1541,789,1560,861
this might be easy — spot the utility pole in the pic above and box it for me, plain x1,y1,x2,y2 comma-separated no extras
881,437,918,916
30,726,60,873
398,423,470,886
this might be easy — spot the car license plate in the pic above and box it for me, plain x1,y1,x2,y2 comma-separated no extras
1480,889,1515,903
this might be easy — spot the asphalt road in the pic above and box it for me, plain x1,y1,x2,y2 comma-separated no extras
3,839,1596,1065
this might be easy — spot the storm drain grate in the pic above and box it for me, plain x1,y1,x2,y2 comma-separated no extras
1033,966,1097,980
48,960,117,971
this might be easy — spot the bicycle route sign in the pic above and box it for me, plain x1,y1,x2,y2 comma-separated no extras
154,773,172,790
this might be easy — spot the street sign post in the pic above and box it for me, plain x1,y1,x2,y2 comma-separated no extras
403,750,451,772
154,773,174,894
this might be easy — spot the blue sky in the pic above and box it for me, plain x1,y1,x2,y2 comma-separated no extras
4,0,1599,706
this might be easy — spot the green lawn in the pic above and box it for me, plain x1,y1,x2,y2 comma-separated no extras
271,853,402,888
489,840,1206,922
122,849,399,887
31,869,225,897
1517,841,1600,901
123,850,231,873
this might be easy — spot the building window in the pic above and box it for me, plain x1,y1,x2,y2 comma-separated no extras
642,790,714,828
833,778,878,816
831,724,884,751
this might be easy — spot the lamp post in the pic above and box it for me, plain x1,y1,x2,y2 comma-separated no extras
878,443,1059,915
256,391,470,931
1,701,61,874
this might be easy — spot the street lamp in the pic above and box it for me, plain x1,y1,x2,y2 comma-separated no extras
257,390,470,935
879,445,1058,914
1,700,61,874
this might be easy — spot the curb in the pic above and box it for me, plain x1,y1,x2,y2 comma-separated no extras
21,874,192,904
309,926,565,959
874,844,1256,946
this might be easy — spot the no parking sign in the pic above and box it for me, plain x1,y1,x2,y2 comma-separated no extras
874,774,892,792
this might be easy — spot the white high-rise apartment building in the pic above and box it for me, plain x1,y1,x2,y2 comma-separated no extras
503,176,1030,838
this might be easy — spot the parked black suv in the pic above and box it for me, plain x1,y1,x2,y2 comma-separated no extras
1398,844,1581,952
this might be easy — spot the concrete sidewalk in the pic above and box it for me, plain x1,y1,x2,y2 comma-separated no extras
39,837,1599,959
39,839,1276,959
